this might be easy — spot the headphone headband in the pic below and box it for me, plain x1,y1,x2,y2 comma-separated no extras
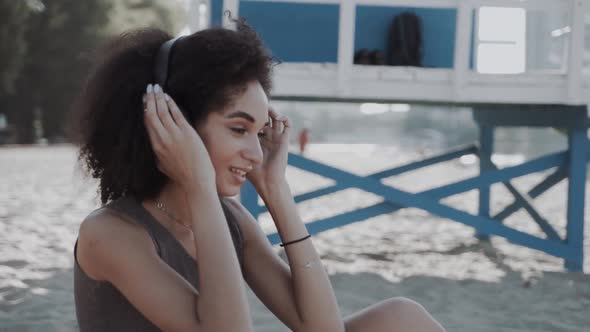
154,36,184,89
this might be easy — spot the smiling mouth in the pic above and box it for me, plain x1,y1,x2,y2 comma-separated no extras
229,167,249,177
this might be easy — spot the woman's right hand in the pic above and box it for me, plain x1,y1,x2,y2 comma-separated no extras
143,84,216,194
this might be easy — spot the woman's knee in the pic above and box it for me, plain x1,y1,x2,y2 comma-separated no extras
381,297,426,315
376,297,446,332
345,297,446,332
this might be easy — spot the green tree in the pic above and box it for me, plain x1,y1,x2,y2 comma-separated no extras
6,0,111,143
0,1,43,97
0,1,39,144
106,0,186,35
3,0,184,143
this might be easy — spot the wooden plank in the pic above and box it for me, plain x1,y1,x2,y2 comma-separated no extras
565,128,588,271
271,70,590,105
476,125,493,240
240,0,566,11
223,0,239,29
453,0,473,99
567,0,585,103
280,148,567,212
337,0,355,94
489,164,561,241
423,152,566,198
473,105,589,128
268,154,574,258
267,201,573,259
494,167,567,221
266,202,396,245
372,144,478,178
279,144,476,206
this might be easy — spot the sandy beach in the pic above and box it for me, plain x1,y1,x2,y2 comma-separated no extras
1,144,589,331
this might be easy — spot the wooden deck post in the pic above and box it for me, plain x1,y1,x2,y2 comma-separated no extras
565,123,588,271
476,122,494,241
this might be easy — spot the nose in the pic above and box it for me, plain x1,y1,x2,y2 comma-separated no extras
242,135,263,166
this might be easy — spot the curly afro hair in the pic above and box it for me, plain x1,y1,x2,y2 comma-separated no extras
72,19,275,205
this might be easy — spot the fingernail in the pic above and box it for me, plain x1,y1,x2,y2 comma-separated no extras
154,84,162,93
147,84,154,93
165,93,171,101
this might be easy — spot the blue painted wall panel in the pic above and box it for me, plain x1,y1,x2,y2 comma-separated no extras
239,2,340,63
355,6,457,68
210,1,459,67
211,0,223,27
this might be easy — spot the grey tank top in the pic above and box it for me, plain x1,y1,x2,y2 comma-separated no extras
74,195,245,332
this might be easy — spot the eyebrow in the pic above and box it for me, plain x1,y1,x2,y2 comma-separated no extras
224,111,256,123
225,110,270,127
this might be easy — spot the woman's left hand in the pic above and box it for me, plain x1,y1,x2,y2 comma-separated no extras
247,108,291,195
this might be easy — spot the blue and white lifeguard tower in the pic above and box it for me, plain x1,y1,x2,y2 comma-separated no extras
189,0,589,271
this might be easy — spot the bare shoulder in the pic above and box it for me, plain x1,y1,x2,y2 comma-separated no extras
221,197,257,225
77,206,157,281
220,197,263,245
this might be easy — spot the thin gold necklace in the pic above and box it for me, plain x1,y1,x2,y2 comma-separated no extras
155,201,191,229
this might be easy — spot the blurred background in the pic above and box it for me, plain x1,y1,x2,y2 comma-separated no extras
1,1,589,331
0,0,578,152
0,0,186,145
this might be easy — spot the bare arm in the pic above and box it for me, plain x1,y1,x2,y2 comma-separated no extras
144,83,253,331
185,188,253,331
241,108,343,331
224,196,342,332
151,83,254,330
259,181,344,332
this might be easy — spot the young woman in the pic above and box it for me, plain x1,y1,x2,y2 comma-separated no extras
73,18,446,332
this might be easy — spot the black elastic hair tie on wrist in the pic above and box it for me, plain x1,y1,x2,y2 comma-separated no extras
279,234,311,247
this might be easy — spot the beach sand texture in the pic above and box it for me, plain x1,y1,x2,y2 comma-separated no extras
0,145,589,332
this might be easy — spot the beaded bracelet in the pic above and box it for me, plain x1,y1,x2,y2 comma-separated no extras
279,234,311,247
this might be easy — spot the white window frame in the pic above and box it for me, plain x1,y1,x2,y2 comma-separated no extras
474,6,527,74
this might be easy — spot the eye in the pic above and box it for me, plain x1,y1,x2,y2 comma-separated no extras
230,128,247,135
